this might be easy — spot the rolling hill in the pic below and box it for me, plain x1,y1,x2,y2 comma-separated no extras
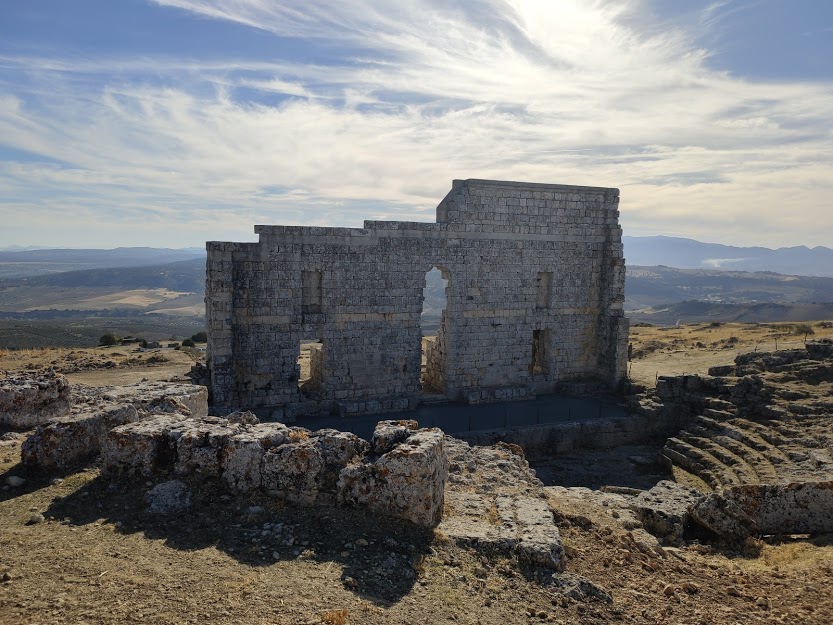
623,236,833,277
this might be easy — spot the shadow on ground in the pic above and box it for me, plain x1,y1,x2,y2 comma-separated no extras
531,442,673,490
45,472,433,604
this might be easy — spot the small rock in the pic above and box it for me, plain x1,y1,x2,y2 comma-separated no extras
727,585,742,597
145,480,191,514
756,596,771,610
244,505,265,515
354,538,369,548
343,576,358,589
662,584,676,597
27,514,45,525
6,476,25,488
1,571,11,582
681,581,700,594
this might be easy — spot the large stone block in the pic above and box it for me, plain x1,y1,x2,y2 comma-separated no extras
171,417,242,478
102,414,191,476
0,371,70,429
338,429,447,527
691,481,833,539
22,403,139,471
221,423,290,492
261,438,324,506
21,381,209,472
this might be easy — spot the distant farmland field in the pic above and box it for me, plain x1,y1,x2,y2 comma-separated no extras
0,316,205,349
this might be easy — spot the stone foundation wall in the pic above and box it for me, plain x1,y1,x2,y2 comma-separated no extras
102,417,447,527
206,179,628,418
0,371,70,429
21,382,208,472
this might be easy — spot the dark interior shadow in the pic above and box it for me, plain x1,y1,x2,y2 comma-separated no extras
530,441,673,490
45,474,433,604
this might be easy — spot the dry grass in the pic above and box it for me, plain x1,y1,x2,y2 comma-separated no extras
320,608,349,625
627,320,833,386
288,429,310,442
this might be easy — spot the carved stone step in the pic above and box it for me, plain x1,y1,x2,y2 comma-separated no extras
664,437,739,489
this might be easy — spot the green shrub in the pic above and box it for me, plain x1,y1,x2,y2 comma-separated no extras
182,338,196,347
99,332,120,346
190,331,207,343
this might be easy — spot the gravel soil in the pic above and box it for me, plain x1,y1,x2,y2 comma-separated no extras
2,324,833,623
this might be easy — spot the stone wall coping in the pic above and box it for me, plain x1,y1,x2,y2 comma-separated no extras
454,178,619,195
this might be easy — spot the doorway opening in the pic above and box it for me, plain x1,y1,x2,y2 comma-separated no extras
297,339,324,398
420,267,449,394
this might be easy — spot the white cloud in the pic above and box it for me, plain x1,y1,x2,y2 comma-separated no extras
0,0,832,247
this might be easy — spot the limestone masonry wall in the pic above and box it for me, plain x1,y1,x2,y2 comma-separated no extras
206,179,628,417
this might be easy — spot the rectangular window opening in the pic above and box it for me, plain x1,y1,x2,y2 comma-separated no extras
530,329,548,375
302,270,322,314
536,272,552,309
298,339,324,398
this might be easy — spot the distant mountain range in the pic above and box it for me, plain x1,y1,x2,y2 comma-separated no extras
0,247,205,279
623,236,833,277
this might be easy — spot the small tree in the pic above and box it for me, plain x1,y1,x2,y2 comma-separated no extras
191,331,208,343
182,338,196,348
99,333,119,347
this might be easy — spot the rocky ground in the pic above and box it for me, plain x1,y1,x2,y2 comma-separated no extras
2,323,833,624
0,345,199,387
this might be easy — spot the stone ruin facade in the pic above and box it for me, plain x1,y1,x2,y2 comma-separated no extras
205,179,629,418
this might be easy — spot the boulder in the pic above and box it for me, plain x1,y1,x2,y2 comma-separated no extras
692,481,833,540
629,480,703,543
102,413,190,476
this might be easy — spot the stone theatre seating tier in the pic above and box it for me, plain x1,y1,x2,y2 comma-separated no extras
205,179,629,418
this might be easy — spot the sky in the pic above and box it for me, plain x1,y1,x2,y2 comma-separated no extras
1,0,832,250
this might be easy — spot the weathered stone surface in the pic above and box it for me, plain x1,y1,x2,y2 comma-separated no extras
145,480,192,514
548,572,612,602
0,371,70,428
171,418,241,478
100,382,208,418
338,429,447,527
21,381,209,471
262,439,324,506
102,416,447,528
691,481,833,539
206,179,628,418
689,490,757,541
371,420,419,455
22,403,139,471
220,423,289,492
630,480,703,543
544,485,664,554
102,413,190,476
439,491,565,571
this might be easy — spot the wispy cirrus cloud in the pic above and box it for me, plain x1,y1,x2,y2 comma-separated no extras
0,0,832,248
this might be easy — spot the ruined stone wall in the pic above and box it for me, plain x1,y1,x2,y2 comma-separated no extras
206,179,628,417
